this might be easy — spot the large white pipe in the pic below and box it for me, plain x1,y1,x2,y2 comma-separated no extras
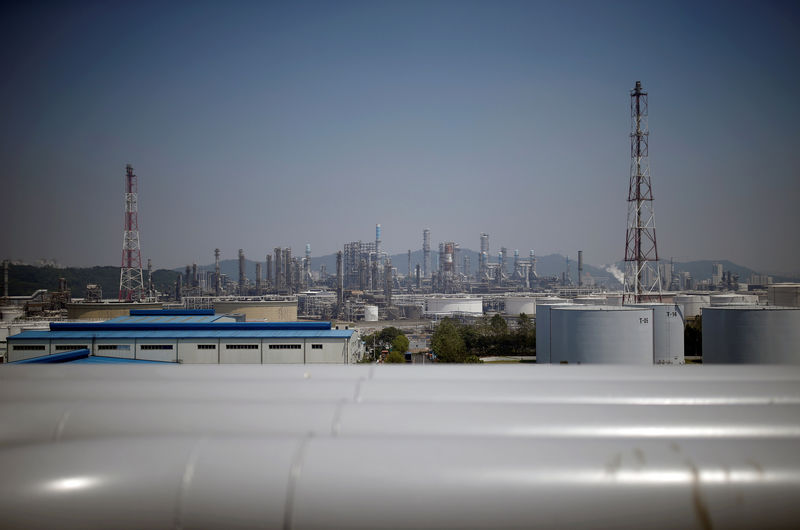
4,364,800,382
3,401,799,447
1,436,799,529
3,378,800,405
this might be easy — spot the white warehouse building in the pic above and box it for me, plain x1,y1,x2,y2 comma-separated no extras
6,310,361,364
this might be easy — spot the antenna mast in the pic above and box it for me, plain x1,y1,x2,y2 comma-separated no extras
623,81,662,303
118,164,145,301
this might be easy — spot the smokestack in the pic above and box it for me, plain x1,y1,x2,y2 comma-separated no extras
283,248,292,292
304,243,311,289
274,248,282,290
176,273,183,302
147,259,153,297
336,251,343,306
407,250,412,293
255,263,262,293
238,249,245,294
266,254,272,287
214,249,221,296
384,260,392,306
423,228,431,278
3,260,8,298
578,250,584,287
376,224,382,262
416,264,421,289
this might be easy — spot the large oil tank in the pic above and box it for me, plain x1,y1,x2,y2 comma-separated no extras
710,294,759,306
504,296,538,316
426,296,483,316
703,306,800,364
550,306,653,364
768,284,800,307
631,303,685,365
673,295,710,319
574,297,607,305
364,305,379,322
605,293,623,307
534,300,572,364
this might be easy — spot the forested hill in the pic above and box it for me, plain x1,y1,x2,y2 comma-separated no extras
2,264,179,298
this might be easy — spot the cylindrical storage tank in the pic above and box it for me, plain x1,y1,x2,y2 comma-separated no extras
426,297,483,316
504,297,538,317
631,303,685,365
674,295,710,319
605,293,623,307
534,301,572,364
710,294,759,306
573,297,606,306
364,305,379,322
550,306,653,364
768,284,800,307
703,307,800,364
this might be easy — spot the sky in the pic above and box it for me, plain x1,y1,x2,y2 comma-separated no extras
1,1,799,274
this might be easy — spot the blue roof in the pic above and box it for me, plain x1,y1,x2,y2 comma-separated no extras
105,315,226,324
9,349,167,364
129,309,216,316
9,329,354,340
49,321,332,331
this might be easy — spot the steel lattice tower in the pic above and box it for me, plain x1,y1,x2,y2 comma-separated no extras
623,81,662,303
118,164,145,301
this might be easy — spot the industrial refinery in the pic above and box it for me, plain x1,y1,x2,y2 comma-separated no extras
3,0,800,524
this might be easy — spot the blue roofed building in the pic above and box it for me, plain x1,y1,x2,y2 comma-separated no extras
6,309,361,364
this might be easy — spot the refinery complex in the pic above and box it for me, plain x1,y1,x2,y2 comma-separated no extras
2,9,800,522
2,82,799,367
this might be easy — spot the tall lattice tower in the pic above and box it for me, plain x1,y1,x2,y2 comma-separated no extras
118,164,145,301
623,81,662,303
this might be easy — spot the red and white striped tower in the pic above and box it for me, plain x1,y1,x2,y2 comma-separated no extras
118,164,145,301
623,81,662,303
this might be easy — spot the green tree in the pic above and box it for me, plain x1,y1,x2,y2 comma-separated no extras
392,334,410,355
685,316,702,357
378,326,402,345
432,318,467,363
490,313,509,336
385,351,406,363
513,313,536,356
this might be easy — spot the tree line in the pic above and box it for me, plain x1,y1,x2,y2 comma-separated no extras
432,314,536,363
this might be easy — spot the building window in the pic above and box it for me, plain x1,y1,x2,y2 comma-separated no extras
197,344,216,350
12,344,46,351
140,344,174,350
311,344,323,349
268,344,302,350
97,344,131,351
55,345,88,351
225,344,259,350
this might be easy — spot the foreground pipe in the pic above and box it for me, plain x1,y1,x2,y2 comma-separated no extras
3,378,800,406
2,401,799,446
0,436,799,529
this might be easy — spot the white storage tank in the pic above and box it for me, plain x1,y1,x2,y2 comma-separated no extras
550,306,654,364
534,300,572,364
710,293,759,306
426,296,483,316
703,306,800,364
364,305,379,322
674,295,710,319
605,293,623,307
631,303,685,365
504,296,538,316
574,297,607,305
768,284,800,307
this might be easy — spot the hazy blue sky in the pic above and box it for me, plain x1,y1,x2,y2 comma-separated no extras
2,1,799,274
